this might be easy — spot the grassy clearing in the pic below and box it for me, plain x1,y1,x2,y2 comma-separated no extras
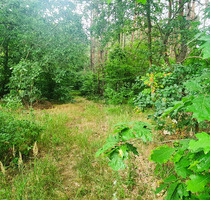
0,97,161,200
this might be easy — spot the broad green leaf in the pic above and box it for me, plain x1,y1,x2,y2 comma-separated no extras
186,94,210,122
136,0,147,4
133,121,152,142
165,182,179,200
151,145,175,164
174,157,191,178
108,153,126,171
155,183,167,194
199,35,210,59
186,174,209,193
197,192,210,200
189,132,210,154
161,101,183,117
184,80,203,93
107,0,112,5
95,135,119,157
177,183,189,198
119,144,129,158
113,126,129,134
121,129,135,141
196,152,210,172
164,175,177,183
126,143,138,155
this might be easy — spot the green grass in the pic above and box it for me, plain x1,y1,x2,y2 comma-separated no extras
0,97,158,200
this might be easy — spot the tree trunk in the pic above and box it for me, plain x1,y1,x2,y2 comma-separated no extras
97,40,101,94
1,40,11,95
90,9,95,71
175,0,188,63
146,0,152,68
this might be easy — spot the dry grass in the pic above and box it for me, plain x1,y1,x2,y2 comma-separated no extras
0,96,163,199
38,96,162,199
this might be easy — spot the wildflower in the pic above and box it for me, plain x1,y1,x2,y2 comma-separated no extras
172,119,178,124
163,130,171,135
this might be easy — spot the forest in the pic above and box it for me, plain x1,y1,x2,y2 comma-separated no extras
0,0,209,199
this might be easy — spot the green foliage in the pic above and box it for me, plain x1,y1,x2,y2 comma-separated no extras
0,0,88,102
134,64,206,115
104,84,134,105
102,46,143,104
151,133,210,199
80,71,98,97
96,121,152,171
6,60,41,106
150,145,175,164
199,35,210,59
0,110,42,163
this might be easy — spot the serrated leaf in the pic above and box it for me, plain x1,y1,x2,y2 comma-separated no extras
186,94,210,122
186,174,209,193
184,80,203,93
132,122,152,142
177,183,189,198
151,145,175,164
196,152,210,172
126,143,138,155
119,144,128,158
108,153,126,171
164,175,177,183
165,182,179,200
121,129,135,141
199,35,210,59
174,157,191,178
189,132,210,154
95,135,119,157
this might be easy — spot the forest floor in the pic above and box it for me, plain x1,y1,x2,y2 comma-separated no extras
1,97,165,200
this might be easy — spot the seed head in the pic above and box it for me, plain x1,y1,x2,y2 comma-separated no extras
18,151,23,169
33,141,38,157
0,161,6,175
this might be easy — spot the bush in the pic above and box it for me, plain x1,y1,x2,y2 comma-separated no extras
0,110,42,163
80,71,98,96
7,60,42,106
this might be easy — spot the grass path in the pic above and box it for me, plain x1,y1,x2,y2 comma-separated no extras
40,97,161,200
0,97,162,200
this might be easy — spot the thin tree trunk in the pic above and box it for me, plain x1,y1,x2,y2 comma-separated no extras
191,0,195,20
146,0,152,68
90,9,95,71
97,40,101,94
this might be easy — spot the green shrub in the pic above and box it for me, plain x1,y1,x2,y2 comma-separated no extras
6,60,42,106
80,71,98,96
0,110,42,163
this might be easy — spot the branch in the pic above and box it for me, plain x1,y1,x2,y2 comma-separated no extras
179,56,209,64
